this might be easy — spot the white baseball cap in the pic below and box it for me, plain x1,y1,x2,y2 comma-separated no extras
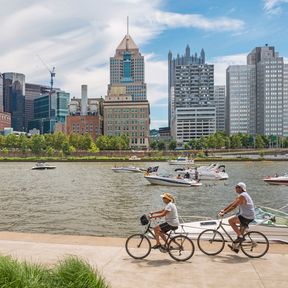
236,182,246,191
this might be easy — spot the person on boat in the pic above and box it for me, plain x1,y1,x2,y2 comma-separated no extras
149,193,179,249
218,182,255,252
184,172,190,179
177,174,182,179
194,167,199,181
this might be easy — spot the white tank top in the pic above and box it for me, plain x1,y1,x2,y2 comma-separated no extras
239,192,255,220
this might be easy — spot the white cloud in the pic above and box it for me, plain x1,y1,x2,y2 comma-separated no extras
210,53,247,85
263,0,288,14
0,0,245,129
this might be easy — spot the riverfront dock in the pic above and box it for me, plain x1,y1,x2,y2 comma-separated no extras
0,232,287,288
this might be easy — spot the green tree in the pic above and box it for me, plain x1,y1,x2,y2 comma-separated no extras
89,142,99,153
53,132,67,150
5,134,19,149
168,140,177,150
95,135,110,150
0,135,6,148
157,141,166,150
18,134,30,153
230,134,242,148
30,135,46,154
255,135,265,148
46,146,55,157
150,140,158,150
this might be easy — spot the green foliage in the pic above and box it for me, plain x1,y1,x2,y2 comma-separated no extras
149,140,158,150
46,146,55,157
30,135,46,154
1,147,9,155
95,135,129,150
255,135,265,148
0,255,109,288
157,140,166,150
168,140,177,150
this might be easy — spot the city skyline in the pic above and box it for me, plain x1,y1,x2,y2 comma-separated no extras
0,0,288,129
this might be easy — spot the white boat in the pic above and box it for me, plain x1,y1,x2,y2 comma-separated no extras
263,173,288,186
144,174,202,187
177,205,288,243
129,155,141,161
32,162,56,170
112,166,144,173
178,163,229,180
168,156,194,165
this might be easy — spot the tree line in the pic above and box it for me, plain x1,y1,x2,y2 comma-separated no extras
150,132,288,150
0,133,130,155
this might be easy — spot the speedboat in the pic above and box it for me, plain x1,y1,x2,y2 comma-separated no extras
263,173,288,186
177,205,288,243
144,174,202,187
168,156,194,165
111,166,144,173
178,163,229,180
32,162,56,170
129,155,141,161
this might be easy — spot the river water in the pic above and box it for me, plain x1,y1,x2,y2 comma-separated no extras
0,161,287,237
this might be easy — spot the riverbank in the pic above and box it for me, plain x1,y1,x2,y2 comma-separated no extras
0,232,287,288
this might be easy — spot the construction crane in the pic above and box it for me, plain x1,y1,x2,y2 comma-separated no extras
36,54,56,131
36,54,56,93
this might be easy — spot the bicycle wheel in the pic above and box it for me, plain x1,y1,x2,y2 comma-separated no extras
197,229,225,256
168,235,195,261
125,234,151,259
240,231,269,258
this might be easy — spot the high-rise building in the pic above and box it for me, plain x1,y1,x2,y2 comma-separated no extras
226,66,256,135
25,83,49,131
28,90,70,134
227,45,288,137
0,75,3,112
169,46,215,146
104,27,150,149
108,32,146,101
214,86,226,132
3,72,25,131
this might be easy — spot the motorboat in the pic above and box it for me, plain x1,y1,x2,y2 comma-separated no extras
129,155,141,161
144,174,202,187
263,173,288,186
168,156,194,165
111,166,144,173
178,163,229,180
177,205,288,243
32,162,56,170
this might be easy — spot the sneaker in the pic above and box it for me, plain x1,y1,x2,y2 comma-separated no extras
234,236,245,244
152,244,162,249
159,246,168,253
228,244,239,254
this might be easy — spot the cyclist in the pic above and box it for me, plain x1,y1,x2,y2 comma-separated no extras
149,193,179,249
219,182,255,252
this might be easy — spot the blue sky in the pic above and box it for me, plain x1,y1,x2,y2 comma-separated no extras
0,0,288,129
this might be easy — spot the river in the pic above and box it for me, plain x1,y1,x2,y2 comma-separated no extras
0,161,287,237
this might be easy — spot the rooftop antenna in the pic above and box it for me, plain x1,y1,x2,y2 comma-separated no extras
125,16,130,51
127,16,129,35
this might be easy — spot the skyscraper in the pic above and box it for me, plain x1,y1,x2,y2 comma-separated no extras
169,46,215,146
0,75,3,112
226,45,288,137
3,72,25,131
108,31,146,101
214,85,226,132
226,66,256,135
104,25,150,149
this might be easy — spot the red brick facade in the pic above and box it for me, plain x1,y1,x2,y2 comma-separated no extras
65,115,103,139
0,112,11,131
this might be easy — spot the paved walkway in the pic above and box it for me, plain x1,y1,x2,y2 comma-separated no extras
0,232,287,288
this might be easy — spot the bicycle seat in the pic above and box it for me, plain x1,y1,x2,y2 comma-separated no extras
171,226,178,231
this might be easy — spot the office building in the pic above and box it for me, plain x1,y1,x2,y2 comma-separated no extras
104,28,150,149
214,86,226,132
2,72,25,131
25,83,49,131
227,45,288,137
226,65,256,135
28,90,70,134
0,75,3,112
169,46,215,146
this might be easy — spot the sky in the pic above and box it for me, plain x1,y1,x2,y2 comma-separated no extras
0,0,288,129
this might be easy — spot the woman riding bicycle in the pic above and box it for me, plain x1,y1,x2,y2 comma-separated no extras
149,193,179,249
219,182,255,251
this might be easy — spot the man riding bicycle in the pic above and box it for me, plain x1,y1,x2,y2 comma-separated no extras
149,193,179,249
219,182,255,252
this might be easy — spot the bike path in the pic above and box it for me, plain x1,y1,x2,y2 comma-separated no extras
0,232,287,288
